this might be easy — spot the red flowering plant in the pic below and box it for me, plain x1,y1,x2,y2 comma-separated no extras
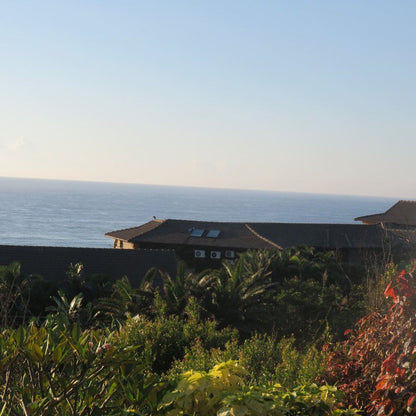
322,261,416,415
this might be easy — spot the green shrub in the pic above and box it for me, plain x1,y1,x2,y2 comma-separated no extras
169,332,327,389
272,276,349,342
274,337,327,389
239,334,327,387
119,313,186,374
116,306,237,374
182,297,238,350
0,323,161,415
168,337,240,377
22,274,57,318
159,360,359,416
0,262,31,327
239,333,280,384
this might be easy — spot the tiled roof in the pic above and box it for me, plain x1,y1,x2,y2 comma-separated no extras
248,223,385,249
106,219,165,241
106,219,276,249
355,201,416,226
106,219,390,250
0,245,177,286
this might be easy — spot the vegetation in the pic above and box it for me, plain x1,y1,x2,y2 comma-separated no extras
0,248,413,414
323,261,416,415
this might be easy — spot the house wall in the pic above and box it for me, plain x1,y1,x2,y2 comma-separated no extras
131,242,243,269
175,246,241,270
361,220,377,225
113,239,135,249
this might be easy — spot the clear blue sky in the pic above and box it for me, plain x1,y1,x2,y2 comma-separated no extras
1,1,415,198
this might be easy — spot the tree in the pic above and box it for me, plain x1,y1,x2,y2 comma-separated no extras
205,251,277,334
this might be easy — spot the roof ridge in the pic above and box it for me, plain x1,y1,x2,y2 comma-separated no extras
385,200,416,213
105,219,165,236
354,213,384,221
244,224,282,250
385,201,402,214
162,218,247,225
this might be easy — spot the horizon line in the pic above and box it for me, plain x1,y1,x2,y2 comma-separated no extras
0,175,409,201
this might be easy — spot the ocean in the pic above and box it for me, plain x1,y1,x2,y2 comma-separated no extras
0,177,397,248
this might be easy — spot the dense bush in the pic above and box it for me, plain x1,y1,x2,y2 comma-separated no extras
147,249,363,341
169,332,328,389
0,247,368,342
1,252,412,415
323,261,416,415
160,361,359,416
115,300,237,374
0,322,160,415
0,316,353,415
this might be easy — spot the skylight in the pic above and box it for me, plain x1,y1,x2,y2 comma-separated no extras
206,229,221,238
190,228,205,237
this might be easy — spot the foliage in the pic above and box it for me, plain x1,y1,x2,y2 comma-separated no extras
238,333,281,384
0,262,30,327
160,360,359,416
63,262,115,303
152,262,212,317
146,255,280,335
169,333,328,389
21,273,57,318
0,322,162,415
269,246,353,287
94,275,155,327
323,261,416,415
202,252,278,334
0,247,366,343
162,248,363,340
360,261,398,315
46,291,94,328
273,277,337,339
1,252,397,415
0,314,351,416
168,336,239,378
273,336,328,390
115,303,237,374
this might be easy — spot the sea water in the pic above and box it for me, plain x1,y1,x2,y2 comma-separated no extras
0,177,396,248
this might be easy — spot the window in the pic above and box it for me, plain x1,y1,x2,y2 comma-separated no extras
206,229,221,238
190,228,205,237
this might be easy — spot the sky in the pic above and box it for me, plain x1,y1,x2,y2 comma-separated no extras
0,1,415,198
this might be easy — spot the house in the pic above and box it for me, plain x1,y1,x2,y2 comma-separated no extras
106,219,391,266
106,219,276,267
355,201,416,227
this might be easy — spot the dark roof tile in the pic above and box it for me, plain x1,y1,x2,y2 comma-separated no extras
355,200,416,226
106,219,392,250
248,223,385,249
106,219,275,249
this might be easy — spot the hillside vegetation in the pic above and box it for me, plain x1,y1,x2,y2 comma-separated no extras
0,248,413,415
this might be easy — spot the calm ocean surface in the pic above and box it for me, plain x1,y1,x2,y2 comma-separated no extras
0,177,397,248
